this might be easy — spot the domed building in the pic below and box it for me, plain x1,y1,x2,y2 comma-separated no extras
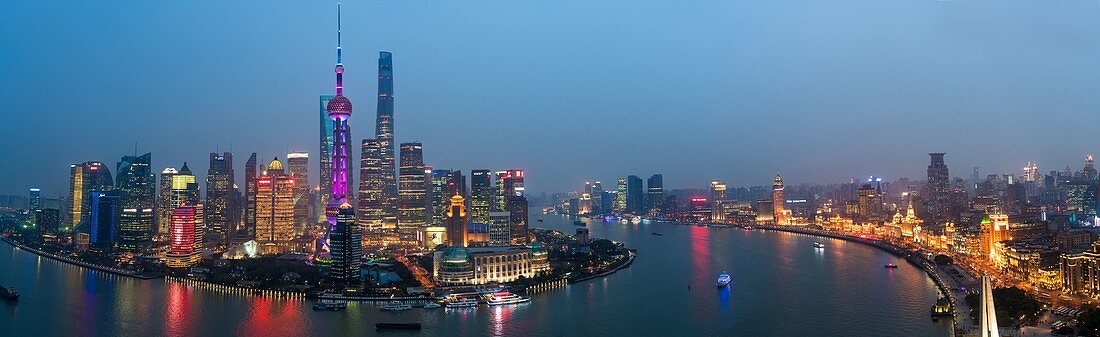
528,242,550,274
434,247,475,285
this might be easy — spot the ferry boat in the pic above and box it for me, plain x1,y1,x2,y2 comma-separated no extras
813,242,825,249
376,322,422,330
422,302,442,309
884,264,899,269
446,298,479,308
485,292,531,306
716,272,732,287
0,285,18,301
381,301,413,311
312,299,347,311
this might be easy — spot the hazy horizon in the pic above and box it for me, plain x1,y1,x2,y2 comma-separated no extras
3,1,1100,196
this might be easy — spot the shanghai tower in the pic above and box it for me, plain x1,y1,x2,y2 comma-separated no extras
376,51,398,227
317,4,354,263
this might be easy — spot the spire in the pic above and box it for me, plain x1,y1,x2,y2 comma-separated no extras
334,3,345,97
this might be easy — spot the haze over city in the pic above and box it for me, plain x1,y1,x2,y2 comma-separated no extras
3,0,1100,193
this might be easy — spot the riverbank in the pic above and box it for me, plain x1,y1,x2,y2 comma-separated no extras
0,236,161,280
569,250,636,284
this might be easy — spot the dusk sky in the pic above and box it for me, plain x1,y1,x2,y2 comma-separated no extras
3,1,1100,197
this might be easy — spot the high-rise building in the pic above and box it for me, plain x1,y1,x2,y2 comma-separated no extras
172,163,202,252
68,164,84,227
206,152,236,238
926,153,951,225
69,161,113,227
1023,161,1039,183
710,181,727,222
116,153,155,253
445,193,468,247
488,211,511,246
773,174,788,225
470,169,492,223
431,169,452,224
89,191,120,251
243,153,258,239
591,181,604,215
398,142,429,243
358,138,385,244
1085,154,1098,182
29,188,41,213
329,202,361,284
165,204,200,268
508,196,529,245
615,178,627,213
626,175,644,215
646,174,664,216
35,209,60,235
376,51,398,230
287,152,310,230
319,5,356,262
156,167,177,235
319,94,335,221
256,158,296,254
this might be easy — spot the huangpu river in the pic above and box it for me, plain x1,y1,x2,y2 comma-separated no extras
1,213,950,336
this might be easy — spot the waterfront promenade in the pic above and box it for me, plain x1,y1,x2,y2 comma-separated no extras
0,236,160,280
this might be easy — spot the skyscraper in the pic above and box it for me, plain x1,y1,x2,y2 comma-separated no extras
206,152,236,238
431,169,452,224
69,161,113,227
496,169,525,212
710,181,726,222
773,174,788,225
508,195,529,245
256,158,296,254
320,4,356,261
243,153,258,240
28,188,41,213
926,153,951,225
358,138,385,244
116,153,155,253
156,167,177,235
287,152,310,230
615,178,627,213
172,163,202,252
376,51,398,229
445,193,468,247
165,204,200,268
319,94,335,221
626,175,644,215
470,170,492,223
646,174,664,216
398,142,429,244
89,191,120,251
329,202,361,284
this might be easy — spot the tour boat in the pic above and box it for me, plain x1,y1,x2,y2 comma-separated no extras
813,242,825,249
375,322,422,330
422,302,442,309
445,298,479,308
0,285,18,301
743,226,753,231
312,299,347,311
631,217,641,225
716,272,732,287
485,292,531,306
381,301,413,311
885,264,899,269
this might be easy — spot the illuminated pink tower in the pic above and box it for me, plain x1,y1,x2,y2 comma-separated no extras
318,4,353,262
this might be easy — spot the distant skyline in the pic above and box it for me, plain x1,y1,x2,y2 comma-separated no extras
3,1,1100,196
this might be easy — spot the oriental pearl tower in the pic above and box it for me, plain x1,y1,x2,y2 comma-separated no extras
316,4,353,264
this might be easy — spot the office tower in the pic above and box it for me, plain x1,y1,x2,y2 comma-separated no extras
29,188,41,213
470,169,492,223
116,153,155,253
89,191,120,251
36,209,60,235
329,202,361,284
495,169,526,212
508,195,529,245
1087,155,1098,182
488,211,511,246
206,152,235,238
358,138,385,243
591,181,604,214
319,94,335,219
256,158,296,254
376,51,398,227
493,171,508,211
445,193,468,247
318,5,356,262
773,174,788,225
243,153,258,239
926,153,951,225
398,143,429,243
287,152,310,230
626,175,644,214
1023,162,1039,182
646,174,664,216
615,178,627,213
172,163,202,251
156,168,177,234
69,161,113,227
165,204,200,268
431,169,452,224
710,181,727,222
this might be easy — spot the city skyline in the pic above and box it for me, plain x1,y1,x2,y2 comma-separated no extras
5,1,1100,195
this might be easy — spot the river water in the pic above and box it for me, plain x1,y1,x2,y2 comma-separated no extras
0,213,950,336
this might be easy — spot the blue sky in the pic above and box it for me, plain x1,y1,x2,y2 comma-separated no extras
2,1,1100,197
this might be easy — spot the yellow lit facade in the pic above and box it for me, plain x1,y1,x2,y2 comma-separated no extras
255,158,297,254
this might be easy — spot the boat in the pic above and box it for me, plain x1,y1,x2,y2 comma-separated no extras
375,322,422,330
484,292,531,306
422,302,442,309
813,242,825,249
445,298,479,308
0,285,18,301
573,220,586,226
381,301,413,311
537,219,544,222
650,232,663,236
716,272,732,287
743,226,752,231
885,264,899,269
619,219,629,224
312,299,347,311
631,218,641,225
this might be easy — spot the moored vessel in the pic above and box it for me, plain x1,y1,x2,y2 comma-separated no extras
381,300,412,311
484,292,530,306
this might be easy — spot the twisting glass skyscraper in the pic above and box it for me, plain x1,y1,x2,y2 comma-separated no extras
376,51,398,228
